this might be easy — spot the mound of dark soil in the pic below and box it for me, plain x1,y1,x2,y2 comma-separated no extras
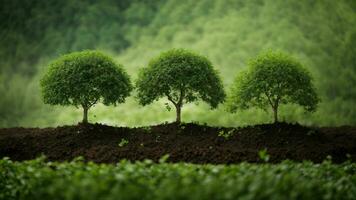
0,122,355,163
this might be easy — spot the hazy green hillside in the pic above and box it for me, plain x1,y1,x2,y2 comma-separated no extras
1,0,355,127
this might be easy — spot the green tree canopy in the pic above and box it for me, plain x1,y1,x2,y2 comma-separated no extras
227,51,319,123
40,50,132,123
136,49,226,123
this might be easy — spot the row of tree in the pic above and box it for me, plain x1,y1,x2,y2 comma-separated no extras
1,0,355,126
41,49,319,124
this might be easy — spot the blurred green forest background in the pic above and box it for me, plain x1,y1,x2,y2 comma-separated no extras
0,0,355,127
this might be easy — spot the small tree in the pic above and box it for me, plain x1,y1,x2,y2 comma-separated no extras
135,49,226,123
40,50,132,124
227,51,319,123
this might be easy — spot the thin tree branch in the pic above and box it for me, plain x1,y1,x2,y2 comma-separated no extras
166,93,178,107
264,92,274,109
88,98,99,108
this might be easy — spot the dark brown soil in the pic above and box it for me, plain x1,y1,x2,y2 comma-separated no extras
0,122,355,164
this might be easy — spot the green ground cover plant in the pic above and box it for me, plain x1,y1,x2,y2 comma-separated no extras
1,157,355,200
118,138,129,147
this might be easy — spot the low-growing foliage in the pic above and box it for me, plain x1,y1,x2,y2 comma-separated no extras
258,148,270,162
142,126,152,133
118,138,129,147
306,129,318,136
159,154,170,163
218,129,235,139
1,157,356,200
155,135,161,142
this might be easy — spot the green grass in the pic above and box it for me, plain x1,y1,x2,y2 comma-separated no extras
1,157,355,200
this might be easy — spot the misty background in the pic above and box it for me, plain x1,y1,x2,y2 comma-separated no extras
0,0,355,127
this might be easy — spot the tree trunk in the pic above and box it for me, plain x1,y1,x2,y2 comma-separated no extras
83,106,89,124
176,105,181,124
273,106,278,123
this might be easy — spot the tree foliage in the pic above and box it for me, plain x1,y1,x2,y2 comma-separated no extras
136,49,225,123
227,51,319,122
40,50,132,123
